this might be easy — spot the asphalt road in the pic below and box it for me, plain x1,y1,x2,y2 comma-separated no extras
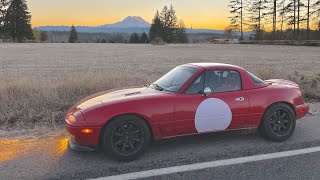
1,114,320,180
142,151,320,180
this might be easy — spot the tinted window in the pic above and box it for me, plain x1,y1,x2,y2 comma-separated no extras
152,66,197,92
185,73,205,94
205,70,241,93
248,72,266,85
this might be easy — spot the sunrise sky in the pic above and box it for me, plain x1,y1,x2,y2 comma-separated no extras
28,0,229,30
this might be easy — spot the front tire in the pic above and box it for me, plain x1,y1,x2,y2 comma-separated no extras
259,103,296,142
102,115,151,161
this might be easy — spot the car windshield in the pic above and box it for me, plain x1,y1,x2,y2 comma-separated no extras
151,66,197,92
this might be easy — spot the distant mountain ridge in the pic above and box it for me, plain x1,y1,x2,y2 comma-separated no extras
35,16,226,34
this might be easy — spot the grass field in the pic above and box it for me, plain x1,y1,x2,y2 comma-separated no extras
0,43,319,130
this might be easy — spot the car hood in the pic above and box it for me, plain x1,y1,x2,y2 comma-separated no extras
76,87,164,112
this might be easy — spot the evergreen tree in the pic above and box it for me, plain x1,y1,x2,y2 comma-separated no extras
139,32,149,43
3,0,33,42
174,19,188,43
68,25,78,43
149,5,187,44
0,0,9,38
149,10,164,41
40,31,47,42
160,5,178,43
129,32,140,43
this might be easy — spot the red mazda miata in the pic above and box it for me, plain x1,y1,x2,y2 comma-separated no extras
65,63,309,160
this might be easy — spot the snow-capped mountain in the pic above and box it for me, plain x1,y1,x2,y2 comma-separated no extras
98,16,150,28
35,16,151,33
35,16,225,34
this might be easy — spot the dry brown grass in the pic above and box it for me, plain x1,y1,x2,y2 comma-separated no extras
0,44,319,130
0,71,151,130
253,68,320,100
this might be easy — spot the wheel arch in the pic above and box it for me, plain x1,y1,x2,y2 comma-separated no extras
98,113,154,147
258,101,296,128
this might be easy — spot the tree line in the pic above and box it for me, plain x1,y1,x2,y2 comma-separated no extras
128,32,149,43
68,5,188,44
94,32,149,43
228,0,320,40
149,5,188,43
128,5,188,44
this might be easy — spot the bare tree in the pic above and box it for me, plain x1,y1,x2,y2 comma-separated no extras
246,0,268,40
273,0,277,39
265,0,278,39
174,19,188,43
296,0,305,40
306,0,310,40
228,0,244,40
312,0,320,30
283,0,297,40
278,0,287,39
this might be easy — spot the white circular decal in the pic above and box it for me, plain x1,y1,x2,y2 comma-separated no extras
195,98,232,133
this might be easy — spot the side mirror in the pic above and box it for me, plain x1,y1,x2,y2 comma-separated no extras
203,87,212,96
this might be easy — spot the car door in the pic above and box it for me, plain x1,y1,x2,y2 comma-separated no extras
174,70,250,135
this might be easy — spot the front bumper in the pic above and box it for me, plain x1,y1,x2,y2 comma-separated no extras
295,103,309,119
68,135,96,152
65,123,102,150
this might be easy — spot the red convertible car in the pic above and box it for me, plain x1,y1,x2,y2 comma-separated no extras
65,63,309,160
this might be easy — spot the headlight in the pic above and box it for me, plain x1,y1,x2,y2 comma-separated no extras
66,115,77,124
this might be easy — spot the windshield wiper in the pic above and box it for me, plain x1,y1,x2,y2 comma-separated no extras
151,83,164,91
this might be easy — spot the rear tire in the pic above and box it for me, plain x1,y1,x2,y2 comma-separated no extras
102,115,151,161
259,103,296,142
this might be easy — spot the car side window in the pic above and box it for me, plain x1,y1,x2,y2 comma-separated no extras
205,70,241,93
184,73,205,94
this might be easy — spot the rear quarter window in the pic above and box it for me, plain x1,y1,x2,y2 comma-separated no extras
249,72,266,85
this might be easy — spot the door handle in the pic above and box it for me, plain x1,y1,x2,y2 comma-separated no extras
235,97,245,102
